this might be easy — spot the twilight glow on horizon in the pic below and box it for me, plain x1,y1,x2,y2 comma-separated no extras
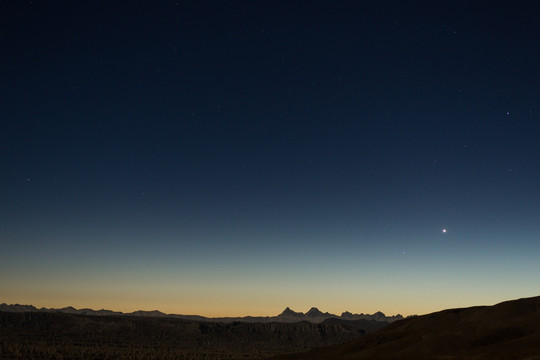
1,1,540,318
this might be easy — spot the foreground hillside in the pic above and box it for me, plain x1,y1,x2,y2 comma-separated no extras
0,311,386,360
273,296,540,360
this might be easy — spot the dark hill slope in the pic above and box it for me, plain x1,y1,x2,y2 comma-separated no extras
273,296,540,360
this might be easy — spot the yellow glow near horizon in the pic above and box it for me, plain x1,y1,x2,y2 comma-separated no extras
3,287,531,318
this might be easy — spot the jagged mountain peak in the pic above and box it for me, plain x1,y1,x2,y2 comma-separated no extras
0,303,402,324
306,307,325,317
279,307,303,317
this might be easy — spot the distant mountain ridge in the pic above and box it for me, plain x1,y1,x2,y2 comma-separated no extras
0,303,404,323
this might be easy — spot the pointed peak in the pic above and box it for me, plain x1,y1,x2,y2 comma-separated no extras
306,307,324,317
280,307,295,314
278,307,304,317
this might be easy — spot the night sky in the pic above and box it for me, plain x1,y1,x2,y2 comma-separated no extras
2,1,540,317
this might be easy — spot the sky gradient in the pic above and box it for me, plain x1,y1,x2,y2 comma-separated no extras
1,1,540,317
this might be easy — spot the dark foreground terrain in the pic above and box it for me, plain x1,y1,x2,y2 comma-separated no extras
0,311,385,359
272,296,540,360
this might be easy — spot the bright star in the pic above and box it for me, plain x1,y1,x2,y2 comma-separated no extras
442,228,447,233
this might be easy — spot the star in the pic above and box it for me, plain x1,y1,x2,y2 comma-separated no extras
442,228,447,233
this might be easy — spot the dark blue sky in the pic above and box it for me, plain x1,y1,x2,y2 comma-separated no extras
1,1,540,316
